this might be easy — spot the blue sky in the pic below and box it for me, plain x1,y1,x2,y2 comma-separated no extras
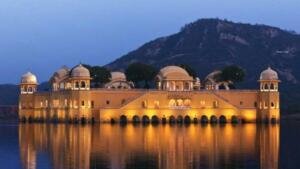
0,0,299,84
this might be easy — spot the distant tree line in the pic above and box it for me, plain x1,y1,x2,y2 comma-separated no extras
83,63,245,89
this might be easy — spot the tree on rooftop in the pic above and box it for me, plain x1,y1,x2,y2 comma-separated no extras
84,64,111,88
125,62,157,88
215,65,245,88
178,64,198,78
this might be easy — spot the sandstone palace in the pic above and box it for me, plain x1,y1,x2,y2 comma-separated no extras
18,65,280,124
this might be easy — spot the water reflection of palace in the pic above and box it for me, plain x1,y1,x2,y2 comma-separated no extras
19,124,279,169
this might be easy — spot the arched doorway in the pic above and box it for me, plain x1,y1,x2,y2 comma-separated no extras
120,115,127,124
81,117,87,124
91,117,95,124
142,115,150,124
201,115,208,123
231,115,239,124
132,115,140,123
151,115,160,124
51,115,58,123
110,118,116,124
73,117,79,123
184,115,191,124
177,115,183,123
219,115,227,123
20,116,27,123
271,117,277,124
210,115,218,123
263,116,269,124
162,117,167,124
193,117,198,124
169,116,176,123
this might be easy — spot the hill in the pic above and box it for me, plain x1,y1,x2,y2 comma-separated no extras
106,18,300,114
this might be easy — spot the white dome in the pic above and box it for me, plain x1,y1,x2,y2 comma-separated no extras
56,66,70,78
111,72,126,81
260,67,278,80
21,72,38,84
159,66,190,77
157,66,193,81
71,64,90,78
205,70,222,82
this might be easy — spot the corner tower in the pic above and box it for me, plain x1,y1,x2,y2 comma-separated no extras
70,64,91,90
20,72,38,94
19,72,38,122
258,67,280,123
70,64,92,122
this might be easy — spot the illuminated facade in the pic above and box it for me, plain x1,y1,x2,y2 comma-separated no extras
19,65,280,123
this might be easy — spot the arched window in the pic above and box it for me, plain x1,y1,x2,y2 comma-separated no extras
184,99,191,106
176,99,183,106
270,83,275,90
271,102,275,108
28,87,33,92
75,81,80,88
81,81,86,88
264,84,269,90
121,99,126,104
169,99,176,107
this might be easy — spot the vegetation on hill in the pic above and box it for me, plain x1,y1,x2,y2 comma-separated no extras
106,18,300,114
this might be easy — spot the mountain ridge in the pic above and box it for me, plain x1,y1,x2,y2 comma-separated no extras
106,18,300,87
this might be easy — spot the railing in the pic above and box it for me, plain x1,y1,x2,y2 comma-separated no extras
32,88,259,94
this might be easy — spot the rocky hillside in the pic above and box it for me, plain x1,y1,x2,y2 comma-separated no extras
107,19,300,84
106,19,300,114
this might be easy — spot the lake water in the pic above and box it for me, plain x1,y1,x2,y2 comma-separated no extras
0,121,299,169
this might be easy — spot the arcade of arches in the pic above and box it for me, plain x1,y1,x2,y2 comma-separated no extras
111,114,244,124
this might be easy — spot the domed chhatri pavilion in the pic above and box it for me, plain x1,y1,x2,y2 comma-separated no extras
19,65,280,124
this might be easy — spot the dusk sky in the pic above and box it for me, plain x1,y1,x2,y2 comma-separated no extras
0,0,299,84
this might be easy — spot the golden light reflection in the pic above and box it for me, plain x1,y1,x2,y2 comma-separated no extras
19,124,279,169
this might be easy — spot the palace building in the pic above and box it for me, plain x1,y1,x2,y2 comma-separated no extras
18,65,280,123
